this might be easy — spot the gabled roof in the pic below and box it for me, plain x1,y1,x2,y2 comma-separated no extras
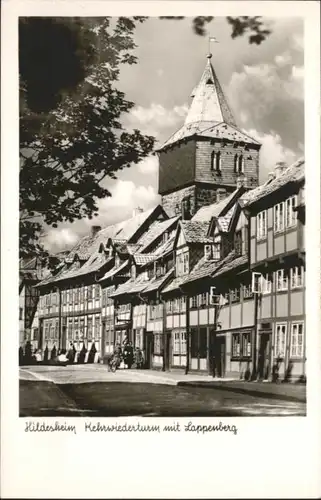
211,251,248,279
137,216,180,253
110,272,149,298
99,260,130,282
161,275,187,295
240,158,304,209
192,189,240,223
180,220,212,244
141,269,174,295
132,253,156,266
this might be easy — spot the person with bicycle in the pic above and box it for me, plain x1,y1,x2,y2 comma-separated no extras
109,342,122,372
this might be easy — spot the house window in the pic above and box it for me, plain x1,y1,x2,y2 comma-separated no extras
285,196,297,228
74,318,79,340
234,230,242,255
290,322,304,358
74,288,79,304
173,298,180,313
213,242,221,260
176,250,189,276
167,300,173,313
242,283,253,300
291,266,304,289
173,331,186,356
62,290,67,305
190,295,197,309
204,244,212,261
95,285,100,299
275,323,287,358
52,292,57,306
87,317,93,340
54,321,59,339
154,334,163,355
274,202,285,233
199,293,208,308
87,285,93,301
276,269,288,291
232,333,241,357
242,332,252,357
180,296,186,312
94,316,100,337
44,324,49,340
149,305,155,320
80,318,85,338
230,287,240,303
19,307,23,320
257,210,267,240
261,274,272,294
67,319,73,339
49,323,54,339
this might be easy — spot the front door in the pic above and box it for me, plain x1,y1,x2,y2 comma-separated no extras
213,336,226,378
145,332,153,369
164,331,171,371
101,321,106,358
258,332,272,380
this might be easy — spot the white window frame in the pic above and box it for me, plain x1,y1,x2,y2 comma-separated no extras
274,323,287,358
261,273,272,294
290,322,304,358
274,202,285,233
232,333,241,357
190,295,197,309
285,195,298,228
276,269,288,292
257,210,267,240
290,266,304,289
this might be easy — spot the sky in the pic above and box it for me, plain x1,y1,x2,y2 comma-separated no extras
43,16,304,253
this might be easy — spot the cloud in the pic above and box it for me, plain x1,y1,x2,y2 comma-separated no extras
123,103,188,139
245,128,299,182
92,179,160,226
43,228,79,253
137,155,159,175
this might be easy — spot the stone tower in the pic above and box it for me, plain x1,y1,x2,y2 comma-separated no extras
157,54,261,218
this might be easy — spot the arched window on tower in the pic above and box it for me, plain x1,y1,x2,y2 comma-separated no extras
215,151,221,172
211,150,215,171
238,154,244,174
211,151,221,173
234,154,238,173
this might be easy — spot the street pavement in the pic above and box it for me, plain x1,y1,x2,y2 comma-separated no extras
19,364,306,417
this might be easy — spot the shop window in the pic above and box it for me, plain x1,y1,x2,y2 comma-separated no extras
290,322,304,358
232,333,241,357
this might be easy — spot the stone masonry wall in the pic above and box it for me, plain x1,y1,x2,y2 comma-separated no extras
158,140,196,195
195,139,260,189
161,185,196,218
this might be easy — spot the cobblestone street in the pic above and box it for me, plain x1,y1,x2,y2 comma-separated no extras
20,365,306,417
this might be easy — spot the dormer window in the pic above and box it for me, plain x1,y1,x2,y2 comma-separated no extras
211,151,221,172
176,249,189,276
234,230,242,256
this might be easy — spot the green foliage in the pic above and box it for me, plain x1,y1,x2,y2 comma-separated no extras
20,17,155,258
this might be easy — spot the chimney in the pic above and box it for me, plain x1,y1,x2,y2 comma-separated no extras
91,225,101,237
236,176,247,189
132,206,144,217
216,188,227,202
274,161,287,178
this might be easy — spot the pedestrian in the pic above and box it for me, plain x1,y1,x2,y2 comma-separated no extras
134,347,144,369
123,341,134,369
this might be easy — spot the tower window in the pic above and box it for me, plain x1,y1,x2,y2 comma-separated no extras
211,151,221,172
234,154,244,174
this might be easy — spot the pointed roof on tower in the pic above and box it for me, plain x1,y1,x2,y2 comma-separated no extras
157,54,258,151
185,54,236,127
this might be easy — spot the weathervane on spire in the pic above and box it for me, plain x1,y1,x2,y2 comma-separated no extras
208,36,219,58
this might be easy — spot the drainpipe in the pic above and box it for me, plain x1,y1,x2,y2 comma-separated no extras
58,287,62,352
160,296,167,372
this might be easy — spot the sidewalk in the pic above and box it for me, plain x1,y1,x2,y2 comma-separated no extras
177,379,306,403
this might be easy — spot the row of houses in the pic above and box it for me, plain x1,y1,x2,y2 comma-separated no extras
33,157,305,381
25,54,305,381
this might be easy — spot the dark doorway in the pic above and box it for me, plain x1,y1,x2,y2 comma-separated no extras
164,332,171,371
101,321,106,358
145,332,154,369
215,336,226,378
258,332,272,380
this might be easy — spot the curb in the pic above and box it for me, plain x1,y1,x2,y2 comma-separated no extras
177,382,306,403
